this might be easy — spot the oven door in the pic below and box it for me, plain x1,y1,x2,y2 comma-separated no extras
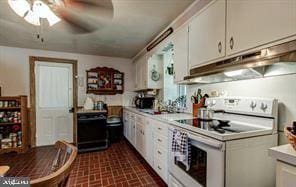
168,127,225,187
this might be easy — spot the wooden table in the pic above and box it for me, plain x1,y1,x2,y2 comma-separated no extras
0,166,9,176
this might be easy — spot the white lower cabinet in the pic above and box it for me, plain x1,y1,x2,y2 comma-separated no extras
145,119,154,166
151,119,169,183
169,174,184,187
276,161,296,187
123,109,169,184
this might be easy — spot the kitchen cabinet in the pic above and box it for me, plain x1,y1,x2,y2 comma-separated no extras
171,24,189,83
226,0,296,55
135,56,145,90
276,161,296,187
123,109,169,183
123,111,129,139
189,0,226,68
129,113,136,146
151,119,169,183
269,144,296,187
135,115,154,166
135,121,145,156
145,119,154,166
134,54,162,90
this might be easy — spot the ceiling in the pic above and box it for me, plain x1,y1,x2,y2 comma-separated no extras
0,0,194,58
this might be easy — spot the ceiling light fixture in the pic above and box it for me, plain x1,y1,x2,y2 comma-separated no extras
8,0,61,26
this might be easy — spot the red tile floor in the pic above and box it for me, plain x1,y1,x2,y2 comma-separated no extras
0,139,167,187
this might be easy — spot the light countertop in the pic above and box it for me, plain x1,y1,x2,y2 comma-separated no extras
269,144,296,166
123,107,194,122
76,109,107,114
124,107,274,141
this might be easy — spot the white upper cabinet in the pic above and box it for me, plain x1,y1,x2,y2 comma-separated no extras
134,54,162,90
147,54,162,89
171,25,189,83
189,0,226,68
227,0,296,55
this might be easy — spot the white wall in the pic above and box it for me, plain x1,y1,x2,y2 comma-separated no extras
0,45,136,106
187,74,296,144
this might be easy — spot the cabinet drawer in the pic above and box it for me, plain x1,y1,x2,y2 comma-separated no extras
154,156,168,182
136,115,145,124
130,113,135,120
154,133,168,149
154,145,168,163
153,122,168,136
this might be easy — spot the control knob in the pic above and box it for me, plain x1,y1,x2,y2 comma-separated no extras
250,101,257,110
260,103,268,112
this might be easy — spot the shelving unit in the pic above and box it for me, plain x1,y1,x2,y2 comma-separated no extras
0,96,28,154
86,67,124,95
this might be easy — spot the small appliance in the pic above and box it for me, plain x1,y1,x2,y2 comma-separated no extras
134,97,155,109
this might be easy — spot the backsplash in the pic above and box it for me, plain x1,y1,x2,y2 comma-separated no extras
187,74,296,145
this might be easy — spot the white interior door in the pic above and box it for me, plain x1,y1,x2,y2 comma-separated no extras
35,61,73,146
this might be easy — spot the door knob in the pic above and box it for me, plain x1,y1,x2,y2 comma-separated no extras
69,107,74,113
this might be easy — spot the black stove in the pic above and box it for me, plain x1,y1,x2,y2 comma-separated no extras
175,118,264,134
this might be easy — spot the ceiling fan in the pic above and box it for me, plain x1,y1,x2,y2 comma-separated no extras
7,0,114,34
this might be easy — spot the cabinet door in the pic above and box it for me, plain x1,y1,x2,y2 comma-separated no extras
189,0,226,68
276,161,296,187
145,119,154,166
227,0,296,55
123,111,129,138
172,25,189,83
135,122,145,156
135,60,142,90
130,118,136,146
147,55,162,89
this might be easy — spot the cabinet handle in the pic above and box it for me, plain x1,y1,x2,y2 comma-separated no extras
158,127,162,130
230,37,234,50
158,166,162,170
158,151,162,155
157,139,162,142
218,41,222,53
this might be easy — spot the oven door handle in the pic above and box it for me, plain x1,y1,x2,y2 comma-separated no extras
188,134,223,150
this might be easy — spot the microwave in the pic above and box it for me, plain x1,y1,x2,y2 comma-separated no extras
135,97,155,109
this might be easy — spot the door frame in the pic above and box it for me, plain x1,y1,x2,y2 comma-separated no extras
29,56,78,147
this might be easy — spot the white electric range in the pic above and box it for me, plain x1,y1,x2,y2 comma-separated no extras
168,97,278,187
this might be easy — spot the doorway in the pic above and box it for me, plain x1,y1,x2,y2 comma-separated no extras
29,57,77,147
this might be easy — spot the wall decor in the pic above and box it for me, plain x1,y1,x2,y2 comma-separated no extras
86,67,124,95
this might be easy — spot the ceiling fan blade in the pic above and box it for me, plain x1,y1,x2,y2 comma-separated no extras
63,0,113,19
58,9,99,33
53,0,114,34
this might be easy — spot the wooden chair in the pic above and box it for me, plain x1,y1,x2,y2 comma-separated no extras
30,140,77,187
0,166,10,177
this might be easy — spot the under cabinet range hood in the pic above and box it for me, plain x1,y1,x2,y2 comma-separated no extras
185,40,296,84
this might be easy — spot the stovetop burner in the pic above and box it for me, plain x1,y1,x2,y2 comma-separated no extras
175,118,264,134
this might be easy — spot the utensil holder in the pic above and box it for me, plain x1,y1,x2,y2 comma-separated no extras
192,97,205,118
284,126,296,151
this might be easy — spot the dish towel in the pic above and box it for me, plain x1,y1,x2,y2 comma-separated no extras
172,128,191,171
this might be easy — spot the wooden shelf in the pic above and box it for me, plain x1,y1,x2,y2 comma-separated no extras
86,67,124,95
0,96,28,154
0,107,21,110
0,122,21,126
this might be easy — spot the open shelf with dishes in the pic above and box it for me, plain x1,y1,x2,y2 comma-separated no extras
0,96,28,154
86,67,124,95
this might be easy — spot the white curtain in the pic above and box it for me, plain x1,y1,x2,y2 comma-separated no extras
38,65,70,108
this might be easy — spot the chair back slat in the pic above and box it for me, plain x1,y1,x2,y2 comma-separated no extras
31,141,77,187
